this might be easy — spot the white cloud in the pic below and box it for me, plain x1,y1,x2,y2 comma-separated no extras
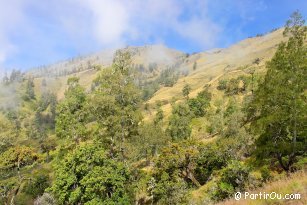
78,0,131,47
176,18,221,48
0,0,223,69
0,0,26,65
63,0,221,49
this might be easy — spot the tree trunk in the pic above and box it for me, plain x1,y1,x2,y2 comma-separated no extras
276,153,289,172
187,170,201,187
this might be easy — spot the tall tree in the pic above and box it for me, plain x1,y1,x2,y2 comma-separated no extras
24,77,35,100
89,50,142,159
55,77,87,143
167,103,192,141
249,11,306,172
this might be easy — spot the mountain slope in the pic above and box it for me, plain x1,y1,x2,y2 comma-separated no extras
28,29,285,104
144,28,286,119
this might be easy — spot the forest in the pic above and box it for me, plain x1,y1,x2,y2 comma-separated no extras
0,12,306,205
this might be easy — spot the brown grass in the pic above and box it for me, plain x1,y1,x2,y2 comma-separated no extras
144,29,285,120
217,171,307,205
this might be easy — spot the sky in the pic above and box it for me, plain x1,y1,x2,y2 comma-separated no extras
0,0,306,71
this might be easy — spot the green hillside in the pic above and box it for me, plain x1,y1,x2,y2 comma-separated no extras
0,13,306,205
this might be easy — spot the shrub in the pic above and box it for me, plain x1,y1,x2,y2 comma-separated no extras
24,174,50,197
225,78,239,95
217,79,227,90
212,161,250,201
187,89,211,117
260,166,272,182
15,193,33,205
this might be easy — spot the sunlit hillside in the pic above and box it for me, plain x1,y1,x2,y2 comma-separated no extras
0,13,305,204
25,29,285,110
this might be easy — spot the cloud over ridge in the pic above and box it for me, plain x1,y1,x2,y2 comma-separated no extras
0,0,223,69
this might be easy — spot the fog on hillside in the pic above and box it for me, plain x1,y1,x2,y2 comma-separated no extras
0,2,306,205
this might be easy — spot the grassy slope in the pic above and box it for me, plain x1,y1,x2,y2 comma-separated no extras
216,171,307,205
32,44,185,100
144,29,285,121
190,171,307,205
30,29,285,112
2,29,285,110
33,68,98,100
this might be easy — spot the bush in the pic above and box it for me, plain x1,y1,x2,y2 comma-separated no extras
225,78,239,95
187,89,211,117
195,144,229,184
153,173,188,205
166,103,192,140
212,161,250,201
217,79,227,90
260,166,272,182
152,141,199,204
24,174,50,197
15,193,33,205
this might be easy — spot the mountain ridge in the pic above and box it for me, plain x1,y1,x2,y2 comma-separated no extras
25,28,285,103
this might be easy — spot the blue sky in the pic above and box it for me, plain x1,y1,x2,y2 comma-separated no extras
0,0,306,71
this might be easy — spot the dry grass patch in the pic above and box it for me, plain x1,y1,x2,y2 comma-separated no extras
217,171,307,205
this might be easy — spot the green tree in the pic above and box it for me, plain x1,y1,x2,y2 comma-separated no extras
0,145,39,203
55,77,87,144
137,121,168,163
39,137,57,162
167,103,192,141
158,67,179,87
37,91,57,129
0,146,38,170
188,89,212,117
223,98,245,138
0,179,18,205
24,77,35,100
153,141,200,204
49,144,132,204
0,114,16,152
154,105,164,125
195,142,230,185
132,105,167,163
89,50,142,158
249,12,307,172
182,84,191,99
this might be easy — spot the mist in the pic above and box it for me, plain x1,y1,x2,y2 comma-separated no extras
0,82,20,110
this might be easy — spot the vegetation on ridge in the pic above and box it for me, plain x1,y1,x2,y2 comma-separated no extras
0,12,306,205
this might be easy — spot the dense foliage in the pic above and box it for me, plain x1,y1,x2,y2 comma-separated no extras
49,144,132,204
248,11,307,172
